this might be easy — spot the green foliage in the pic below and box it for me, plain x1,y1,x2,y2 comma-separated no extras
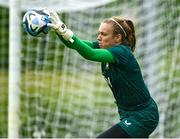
0,7,9,137
0,7,9,69
0,70,8,137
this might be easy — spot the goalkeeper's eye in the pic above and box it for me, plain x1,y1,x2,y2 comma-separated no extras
98,31,108,37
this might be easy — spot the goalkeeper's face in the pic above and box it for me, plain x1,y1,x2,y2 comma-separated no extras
97,22,121,49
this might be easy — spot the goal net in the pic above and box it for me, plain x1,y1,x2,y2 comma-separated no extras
0,0,179,138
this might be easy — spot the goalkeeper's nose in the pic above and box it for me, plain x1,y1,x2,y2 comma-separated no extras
97,34,102,42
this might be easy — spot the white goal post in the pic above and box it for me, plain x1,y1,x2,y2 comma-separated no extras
8,0,21,137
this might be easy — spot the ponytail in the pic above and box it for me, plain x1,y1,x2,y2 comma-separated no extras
124,20,136,52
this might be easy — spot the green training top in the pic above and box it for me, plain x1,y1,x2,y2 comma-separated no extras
59,35,151,110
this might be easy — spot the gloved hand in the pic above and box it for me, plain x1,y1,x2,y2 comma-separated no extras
47,9,74,43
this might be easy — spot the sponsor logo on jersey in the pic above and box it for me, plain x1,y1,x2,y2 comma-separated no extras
124,120,132,127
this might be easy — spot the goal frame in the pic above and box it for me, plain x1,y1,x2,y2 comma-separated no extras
8,0,21,137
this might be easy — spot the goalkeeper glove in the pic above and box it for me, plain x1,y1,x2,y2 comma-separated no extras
47,9,74,43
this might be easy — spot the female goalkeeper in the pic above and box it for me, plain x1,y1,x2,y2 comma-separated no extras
47,10,159,138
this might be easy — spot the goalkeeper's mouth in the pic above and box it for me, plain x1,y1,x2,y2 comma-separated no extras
98,42,102,47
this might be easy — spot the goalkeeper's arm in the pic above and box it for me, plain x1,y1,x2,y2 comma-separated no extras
58,34,115,63
47,10,114,63
81,40,95,48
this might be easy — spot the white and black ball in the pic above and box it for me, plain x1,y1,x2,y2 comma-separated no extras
23,9,51,36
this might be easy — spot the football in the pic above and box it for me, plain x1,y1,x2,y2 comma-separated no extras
23,9,51,36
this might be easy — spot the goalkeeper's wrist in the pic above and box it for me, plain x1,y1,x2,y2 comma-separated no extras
56,26,74,43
